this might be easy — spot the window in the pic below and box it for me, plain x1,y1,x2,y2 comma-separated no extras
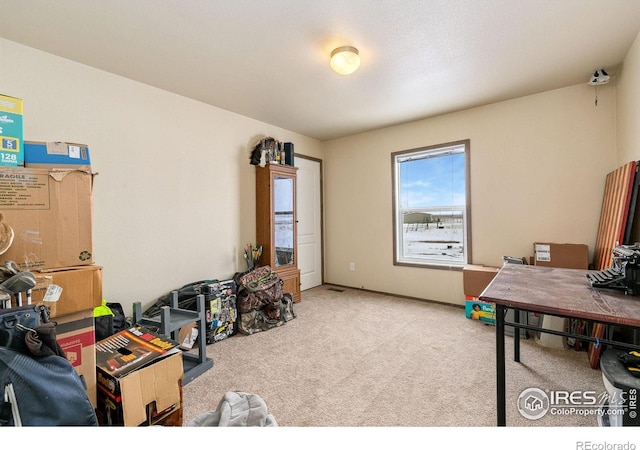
392,140,471,268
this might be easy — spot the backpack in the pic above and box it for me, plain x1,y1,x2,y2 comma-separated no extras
94,301,130,341
0,347,98,426
0,305,98,426
236,266,284,314
235,266,296,335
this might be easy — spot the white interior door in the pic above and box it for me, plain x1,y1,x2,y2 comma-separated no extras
296,156,322,290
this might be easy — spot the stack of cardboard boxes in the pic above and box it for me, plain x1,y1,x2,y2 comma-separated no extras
1,94,185,426
463,264,500,324
0,158,102,405
0,94,102,409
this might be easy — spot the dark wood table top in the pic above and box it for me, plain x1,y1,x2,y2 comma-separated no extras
479,264,640,328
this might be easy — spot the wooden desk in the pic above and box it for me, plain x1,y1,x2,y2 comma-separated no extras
480,264,640,426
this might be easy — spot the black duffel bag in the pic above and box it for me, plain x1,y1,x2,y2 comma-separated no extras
142,279,218,318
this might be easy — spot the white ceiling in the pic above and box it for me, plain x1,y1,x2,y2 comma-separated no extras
1,0,640,141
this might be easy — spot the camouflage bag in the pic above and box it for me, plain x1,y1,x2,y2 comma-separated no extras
280,293,296,322
236,266,284,313
235,266,296,335
238,309,283,335
238,293,296,336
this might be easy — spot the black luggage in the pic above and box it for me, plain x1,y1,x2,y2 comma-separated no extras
199,280,238,344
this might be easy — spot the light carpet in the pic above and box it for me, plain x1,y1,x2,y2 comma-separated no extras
182,284,607,427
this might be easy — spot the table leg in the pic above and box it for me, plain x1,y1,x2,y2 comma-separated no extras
496,304,506,426
514,308,520,363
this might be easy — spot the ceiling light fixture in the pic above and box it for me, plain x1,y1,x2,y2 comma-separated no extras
588,69,610,86
588,68,610,106
330,46,360,75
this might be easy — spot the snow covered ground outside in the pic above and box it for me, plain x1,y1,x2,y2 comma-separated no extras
402,222,464,262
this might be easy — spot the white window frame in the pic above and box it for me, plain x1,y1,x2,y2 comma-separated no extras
392,140,471,269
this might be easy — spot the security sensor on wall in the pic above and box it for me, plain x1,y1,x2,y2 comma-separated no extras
589,69,610,86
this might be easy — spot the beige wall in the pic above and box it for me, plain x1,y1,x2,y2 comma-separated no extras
617,32,640,165
5,28,639,310
616,31,640,243
1,38,322,312
322,83,617,305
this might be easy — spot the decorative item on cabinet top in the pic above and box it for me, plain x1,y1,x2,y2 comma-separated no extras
249,137,294,168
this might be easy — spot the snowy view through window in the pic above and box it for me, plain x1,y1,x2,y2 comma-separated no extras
402,210,464,263
395,143,467,266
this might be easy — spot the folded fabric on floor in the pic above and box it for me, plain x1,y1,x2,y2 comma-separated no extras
187,391,278,427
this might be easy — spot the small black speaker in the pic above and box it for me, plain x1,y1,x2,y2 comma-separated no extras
284,142,294,166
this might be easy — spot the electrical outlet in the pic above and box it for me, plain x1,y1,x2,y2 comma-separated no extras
349,262,355,271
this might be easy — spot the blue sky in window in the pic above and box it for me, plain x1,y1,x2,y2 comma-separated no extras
400,153,465,208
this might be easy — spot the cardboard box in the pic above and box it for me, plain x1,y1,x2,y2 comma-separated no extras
32,273,53,301
533,242,589,269
178,322,198,350
0,167,94,270
55,309,97,409
31,265,102,318
0,94,24,167
465,298,496,324
463,264,500,297
24,141,91,171
96,326,183,426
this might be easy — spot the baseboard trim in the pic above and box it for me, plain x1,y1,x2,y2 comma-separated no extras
318,283,465,310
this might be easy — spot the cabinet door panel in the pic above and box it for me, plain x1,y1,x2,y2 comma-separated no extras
280,269,301,303
273,175,295,268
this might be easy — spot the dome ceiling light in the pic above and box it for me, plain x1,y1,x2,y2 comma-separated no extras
330,46,360,75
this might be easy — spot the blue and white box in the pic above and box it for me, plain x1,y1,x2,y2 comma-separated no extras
24,141,91,171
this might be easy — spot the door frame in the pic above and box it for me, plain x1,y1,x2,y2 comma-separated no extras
296,154,324,289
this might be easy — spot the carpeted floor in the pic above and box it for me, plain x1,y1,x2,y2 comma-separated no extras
181,284,608,427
